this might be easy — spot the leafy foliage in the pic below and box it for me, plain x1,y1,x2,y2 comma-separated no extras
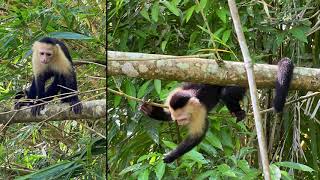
0,0,106,179
108,0,320,179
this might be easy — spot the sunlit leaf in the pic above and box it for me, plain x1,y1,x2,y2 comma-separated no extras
151,2,160,22
161,1,180,16
205,131,223,150
155,161,165,180
274,162,314,172
125,80,137,109
140,7,151,22
289,27,308,43
154,79,161,95
216,8,228,23
119,163,142,176
270,164,281,180
184,5,196,23
195,0,207,13
138,80,151,98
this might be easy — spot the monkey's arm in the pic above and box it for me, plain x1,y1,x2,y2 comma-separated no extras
60,72,82,114
29,76,46,116
220,86,246,121
140,103,172,121
163,120,208,163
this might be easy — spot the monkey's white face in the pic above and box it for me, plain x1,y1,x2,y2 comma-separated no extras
38,48,54,64
169,97,201,126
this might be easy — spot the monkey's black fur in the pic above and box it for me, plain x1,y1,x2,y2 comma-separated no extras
142,58,294,163
15,37,82,116
273,58,294,112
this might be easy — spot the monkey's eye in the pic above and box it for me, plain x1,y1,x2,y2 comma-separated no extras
47,53,52,57
40,52,45,55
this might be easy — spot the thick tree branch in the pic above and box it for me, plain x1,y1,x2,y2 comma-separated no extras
108,51,320,91
0,99,106,124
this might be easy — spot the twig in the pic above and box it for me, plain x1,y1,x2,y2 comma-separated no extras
256,91,320,115
107,88,167,108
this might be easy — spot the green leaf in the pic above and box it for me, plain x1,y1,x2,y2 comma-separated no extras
217,164,236,177
182,149,208,164
125,80,137,110
184,5,196,23
137,153,157,163
138,168,150,180
161,40,168,52
162,140,176,149
205,131,222,150
188,31,198,47
197,25,210,35
161,1,180,16
195,0,207,13
270,164,281,180
16,161,79,180
196,170,217,180
151,2,160,22
275,32,286,47
280,170,294,180
138,80,151,98
119,163,142,175
274,161,314,172
140,7,151,21
222,30,231,43
47,32,92,40
289,27,308,43
220,130,233,148
155,161,165,180
199,142,217,156
172,0,181,6
216,8,228,23
114,95,122,107
154,79,161,95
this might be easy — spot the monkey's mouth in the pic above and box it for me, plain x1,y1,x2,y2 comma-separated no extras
176,118,189,125
40,59,49,64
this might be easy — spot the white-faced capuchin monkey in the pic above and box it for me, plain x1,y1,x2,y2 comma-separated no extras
15,37,82,116
140,58,294,163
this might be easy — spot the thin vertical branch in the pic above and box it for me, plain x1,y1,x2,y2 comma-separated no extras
227,0,271,179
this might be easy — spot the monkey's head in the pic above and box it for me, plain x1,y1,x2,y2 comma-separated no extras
32,41,58,64
168,91,203,126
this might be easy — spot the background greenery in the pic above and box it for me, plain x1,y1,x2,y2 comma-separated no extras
108,0,320,179
0,0,106,179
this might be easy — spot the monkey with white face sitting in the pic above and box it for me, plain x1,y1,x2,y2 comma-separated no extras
15,37,82,116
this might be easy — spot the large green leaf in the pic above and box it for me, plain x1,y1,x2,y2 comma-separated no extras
16,161,81,180
161,1,180,16
274,162,314,172
47,32,92,40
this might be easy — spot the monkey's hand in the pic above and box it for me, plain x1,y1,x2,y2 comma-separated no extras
31,102,45,116
140,103,172,121
14,101,32,110
70,101,83,114
139,103,154,116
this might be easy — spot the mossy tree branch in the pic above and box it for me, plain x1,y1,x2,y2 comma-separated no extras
108,51,320,91
0,99,106,124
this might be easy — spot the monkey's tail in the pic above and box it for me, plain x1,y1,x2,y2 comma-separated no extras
273,57,294,113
